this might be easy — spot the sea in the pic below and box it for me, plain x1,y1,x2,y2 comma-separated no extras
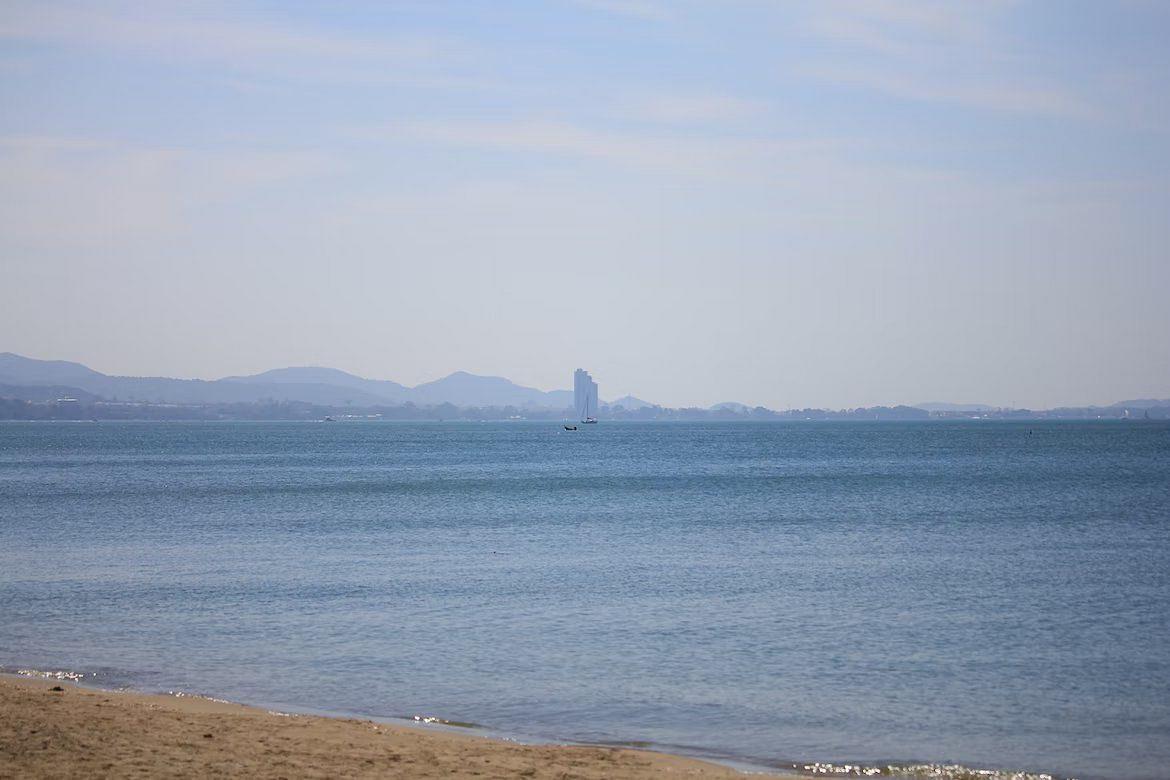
1,420,1168,779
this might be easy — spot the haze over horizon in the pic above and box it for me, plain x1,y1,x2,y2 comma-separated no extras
2,2,1168,409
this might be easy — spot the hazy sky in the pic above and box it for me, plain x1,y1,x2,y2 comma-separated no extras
2,1,1168,409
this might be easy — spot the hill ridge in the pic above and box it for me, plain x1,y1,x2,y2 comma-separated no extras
0,352,577,409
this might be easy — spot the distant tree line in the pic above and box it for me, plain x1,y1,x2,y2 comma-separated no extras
1,397,1166,422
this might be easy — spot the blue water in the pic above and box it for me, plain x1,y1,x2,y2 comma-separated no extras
2,421,1168,779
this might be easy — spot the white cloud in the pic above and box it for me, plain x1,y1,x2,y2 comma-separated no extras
796,0,1091,118
569,0,672,21
0,136,336,248
376,117,832,177
805,0,1011,54
626,93,767,124
0,0,468,80
802,64,1092,117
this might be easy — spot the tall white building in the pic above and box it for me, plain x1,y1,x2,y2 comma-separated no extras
573,368,599,421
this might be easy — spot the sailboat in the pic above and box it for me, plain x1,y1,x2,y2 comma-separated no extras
581,391,597,424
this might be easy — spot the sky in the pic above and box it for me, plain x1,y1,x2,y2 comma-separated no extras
1,0,1168,409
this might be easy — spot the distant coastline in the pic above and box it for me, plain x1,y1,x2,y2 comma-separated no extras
2,352,1167,421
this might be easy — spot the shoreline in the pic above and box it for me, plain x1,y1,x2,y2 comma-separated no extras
0,674,788,778
0,670,1076,780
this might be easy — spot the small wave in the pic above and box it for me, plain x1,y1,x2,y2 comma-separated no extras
167,691,234,705
11,668,93,682
410,714,479,728
803,762,1069,780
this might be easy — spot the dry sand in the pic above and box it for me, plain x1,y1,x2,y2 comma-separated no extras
0,675,779,779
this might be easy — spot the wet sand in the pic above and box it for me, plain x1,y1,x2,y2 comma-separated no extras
0,675,774,778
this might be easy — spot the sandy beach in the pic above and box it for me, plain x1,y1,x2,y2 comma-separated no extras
0,675,770,779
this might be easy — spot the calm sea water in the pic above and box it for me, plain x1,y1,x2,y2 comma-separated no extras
1,421,1168,779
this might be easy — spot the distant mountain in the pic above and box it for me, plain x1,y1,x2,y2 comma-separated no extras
1111,398,1170,409
226,366,389,388
0,353,389,406
0,352,103,386
0,353,574,409
410,371,571,408
607,395,655,410
226,366,572,408
915,402,996,412
222,366,411,404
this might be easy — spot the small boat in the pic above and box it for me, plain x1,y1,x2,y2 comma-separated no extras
564,424,578,431
323,416,335,422
582,417,597,424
